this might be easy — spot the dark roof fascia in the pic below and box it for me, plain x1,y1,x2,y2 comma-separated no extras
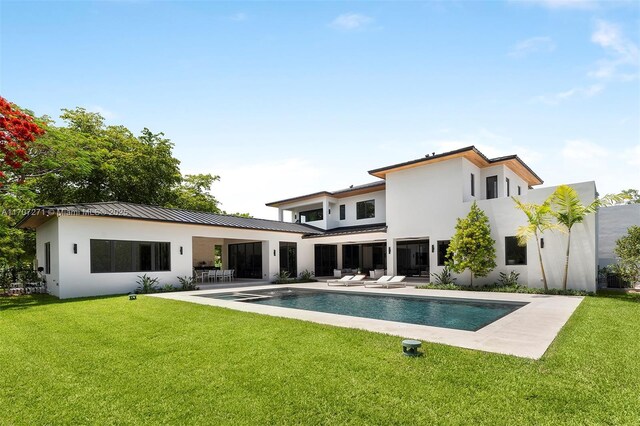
367,146,479,176
266,181,386,207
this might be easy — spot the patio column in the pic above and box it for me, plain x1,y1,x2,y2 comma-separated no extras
278,208,284,222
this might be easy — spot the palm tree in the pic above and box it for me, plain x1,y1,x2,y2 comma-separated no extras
512,196,560,291
550,185,601,290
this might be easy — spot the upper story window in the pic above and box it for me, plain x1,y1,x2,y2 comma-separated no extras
506,178,510,197
299,208,323,222
90,239,171,273
518,186,522,196
470,174,475,197
356,200,375,219
486,176,498,199
339,204,345,220
505,236,526,265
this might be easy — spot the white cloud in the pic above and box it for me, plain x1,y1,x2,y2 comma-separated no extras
229,12,247,22
330,13,374,31
513,0,598,9
561,139,609,162
589,20,639,80
529,139,640,195
87,105,116,120
509,36,556,57
533,84,603,104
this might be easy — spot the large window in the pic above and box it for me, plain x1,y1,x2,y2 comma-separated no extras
505,236,527,265
506,178,511,197
486,175,498,199
279,242,297,277
90,240,171,273
45,242,51,274
356,200,375,220
437,240,450,266
300,208,323,222
339,204,345,220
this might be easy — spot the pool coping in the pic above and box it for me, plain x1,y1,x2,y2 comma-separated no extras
149,282,584,359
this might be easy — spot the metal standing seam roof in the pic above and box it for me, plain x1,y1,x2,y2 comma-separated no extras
302,223,388,239
15,202,325,235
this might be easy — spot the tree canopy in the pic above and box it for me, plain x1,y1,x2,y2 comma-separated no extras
446,201,496,286
1,101,244,267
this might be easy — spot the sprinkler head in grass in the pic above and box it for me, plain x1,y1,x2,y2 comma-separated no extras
128,293,137,301
402,339,422,357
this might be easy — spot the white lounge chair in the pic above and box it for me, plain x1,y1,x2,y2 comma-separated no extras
327,274,366,286
385,276,407,288
364,275,393,288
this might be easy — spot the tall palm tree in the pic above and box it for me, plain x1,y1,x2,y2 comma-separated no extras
550,185,601,290
512,196,560,291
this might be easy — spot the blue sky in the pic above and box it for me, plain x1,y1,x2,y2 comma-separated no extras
2,0,638,218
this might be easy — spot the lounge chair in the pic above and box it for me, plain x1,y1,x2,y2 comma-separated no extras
327,274,367,286
364,276,393,288
385,276,407,288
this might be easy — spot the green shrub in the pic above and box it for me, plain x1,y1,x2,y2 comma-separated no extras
160,284,176,293
273,271,292,284
136,274,160,294
417,282,593,296
430,266,457,285
298,269,316,282
497,271,520,287
177,276,199,291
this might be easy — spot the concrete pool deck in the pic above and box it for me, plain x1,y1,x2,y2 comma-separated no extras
150,282,584,359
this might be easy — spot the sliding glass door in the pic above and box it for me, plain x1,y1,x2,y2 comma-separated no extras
396,239,430,277
314,245,337,276
228,242,262,278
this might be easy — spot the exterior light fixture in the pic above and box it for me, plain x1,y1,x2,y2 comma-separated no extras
129,293,137,301
180,246,183,255
274,249,276,256
388,247,391,255
540,238,544,249
73,243,77,254
431,244,434,253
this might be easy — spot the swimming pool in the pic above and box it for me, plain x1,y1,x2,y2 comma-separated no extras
198,288,527,331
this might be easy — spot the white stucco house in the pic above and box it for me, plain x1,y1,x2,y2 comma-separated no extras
17,146,599,298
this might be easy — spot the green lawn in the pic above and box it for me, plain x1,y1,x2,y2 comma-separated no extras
1,292,639,425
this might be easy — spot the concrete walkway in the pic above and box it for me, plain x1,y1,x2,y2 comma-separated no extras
151,282,583,359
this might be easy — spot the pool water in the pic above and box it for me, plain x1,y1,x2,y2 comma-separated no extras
199,288,526,331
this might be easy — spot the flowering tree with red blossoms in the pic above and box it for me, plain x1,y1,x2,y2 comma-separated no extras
0,96,45,186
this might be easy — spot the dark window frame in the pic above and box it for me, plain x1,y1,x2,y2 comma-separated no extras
90,239,171,273
356,199,375,220
505,236,527,265
486,175,498,199
299,208,323,222
506,177,510,197
470,173,475,197
339,204,346,220
44,242,51,274
518,185,522,196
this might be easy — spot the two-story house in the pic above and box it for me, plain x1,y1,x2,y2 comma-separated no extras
18,146,598,298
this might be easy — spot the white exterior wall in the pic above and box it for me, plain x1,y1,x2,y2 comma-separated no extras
598,204,640,267
385,156,598,291
51,215,319,299
36,217,60,297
